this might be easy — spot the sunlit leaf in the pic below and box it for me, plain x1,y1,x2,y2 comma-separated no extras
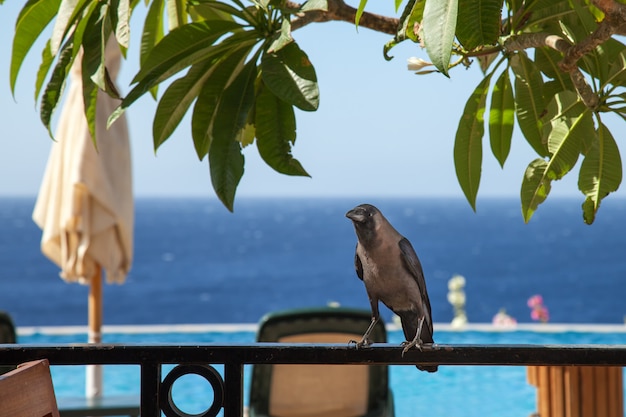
115,0,131,48
579,123,622,224
454,73,492,210
511,52,547,156
256,83,309,176
300,0,327,12
11,0,62,95
267,19,292,53
543,90,593,179
50,0,80,55
422,0,458,76
489,69,514,167
167,0,186,30
355,0,368,28
261,42,318,111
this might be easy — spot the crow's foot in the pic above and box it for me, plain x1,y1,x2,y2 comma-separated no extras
349,337,372,349
401,338,423,356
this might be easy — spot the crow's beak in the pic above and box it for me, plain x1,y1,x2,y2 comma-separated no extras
346,208,365,223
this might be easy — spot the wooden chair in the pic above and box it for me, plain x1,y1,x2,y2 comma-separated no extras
527,365,623,417
249,307,394,417
0,359,60,417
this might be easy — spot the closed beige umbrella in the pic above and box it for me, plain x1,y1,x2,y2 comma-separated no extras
32,37,133,398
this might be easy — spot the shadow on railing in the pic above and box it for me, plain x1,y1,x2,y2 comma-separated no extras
1,343,625,417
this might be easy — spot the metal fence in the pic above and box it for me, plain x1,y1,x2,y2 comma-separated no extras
1,343,626,417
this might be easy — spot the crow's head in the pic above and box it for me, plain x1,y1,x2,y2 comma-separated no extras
346,204,381,243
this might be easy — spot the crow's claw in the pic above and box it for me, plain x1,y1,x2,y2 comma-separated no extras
349,338,371,349
401,338,423,356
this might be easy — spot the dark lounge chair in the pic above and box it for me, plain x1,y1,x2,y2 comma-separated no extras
0,310,17,375
249,306,395,417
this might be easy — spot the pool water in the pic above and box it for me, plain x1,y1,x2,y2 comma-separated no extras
18,325,626,417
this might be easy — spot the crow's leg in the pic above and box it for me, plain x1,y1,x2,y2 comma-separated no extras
349,301,379,349
401,316,424,356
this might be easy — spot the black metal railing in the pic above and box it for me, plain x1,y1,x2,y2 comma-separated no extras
1,343,626,417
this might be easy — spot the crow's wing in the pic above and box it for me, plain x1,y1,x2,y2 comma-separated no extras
354,243,364,281
399,237,433,332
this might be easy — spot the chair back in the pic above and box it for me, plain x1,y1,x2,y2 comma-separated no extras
0,311,16,375
249,307,393,417
0,359,60,417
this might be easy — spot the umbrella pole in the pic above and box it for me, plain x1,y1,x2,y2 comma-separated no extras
86,265,103,398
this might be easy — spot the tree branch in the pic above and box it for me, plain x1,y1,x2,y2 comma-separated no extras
503,33,599,108
288,0,399,34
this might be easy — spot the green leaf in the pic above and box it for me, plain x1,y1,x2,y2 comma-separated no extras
35,41,55,103
140,0,164,98
489,69,514,167
11,0,62,95
255,83,309,176
455,0,500,51
209,132,244,212
355,0,368,28
211,57,257,154
385,0,424,60
534,47,572,91
579,123,622,224
520,91,594,222
153,60,215,151
543,90,593,179
422,0,458,76
80,2,110,140
187,0,250,23
191,46,251,159
510,52,547,156
40,40,74,136
261,42,318,111
167,0,186,30
109,23,252,126
115,0,131,48
208,50,256,212
521,158,551,223
400,0,424,43
133,20,243,85
50,0,80,55
81,3,109,91
454,73,492,210
267,18,292,53
300,0,327,12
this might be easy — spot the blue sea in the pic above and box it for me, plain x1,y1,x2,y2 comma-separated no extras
2,196,626,326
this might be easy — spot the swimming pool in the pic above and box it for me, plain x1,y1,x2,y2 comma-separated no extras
17,324,626,417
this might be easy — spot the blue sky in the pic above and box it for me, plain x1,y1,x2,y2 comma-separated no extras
1,1,623,204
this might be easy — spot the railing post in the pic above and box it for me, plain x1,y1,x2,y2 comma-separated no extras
223,362,244,417
141,361,161,417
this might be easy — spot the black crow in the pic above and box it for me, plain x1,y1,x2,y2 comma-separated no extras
346,203,437,372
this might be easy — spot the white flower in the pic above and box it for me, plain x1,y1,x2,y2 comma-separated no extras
447,291,466,306
407,57,433,71
451,314,468,328
447,274,466,291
